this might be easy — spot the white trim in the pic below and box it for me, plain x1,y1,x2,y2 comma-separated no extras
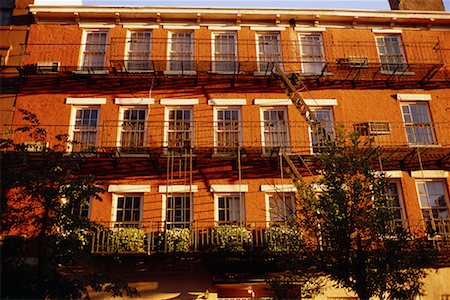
208,99,247,106
111,193,144,223
304,99,338,106
254,99,292,106
295,27,327,32
122,24,159,29
372,29,403,33
116,106,149,149
163,25,200,30
160,99,199,105
411,170,448,178
158,185,198,193
250,26,286,31
385,171,404,178
208,26,241,31
213,106,243,153
396,94,431,101
79,23,115,28
66,98,107,105
108,185,151,193
114,98,154,105
210,184,248,193
260,184,296,193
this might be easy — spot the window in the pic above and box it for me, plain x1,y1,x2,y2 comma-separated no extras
261,107,290,152
114,195,142,226
299,33,325,74
126,31,152,71
212,32,238,73
119,107,148,150
376,35,407,73
387,181,405,228
71,107,99,152
267,193,295,223
416,180,450,236
71,197,91,219
168,31,194,72
165,107,193,148
81,30,108,70
401,102,436,145
217,194,245,224
310,107,335,153
214,107,241,154
256,32,282,72
166,194,191,229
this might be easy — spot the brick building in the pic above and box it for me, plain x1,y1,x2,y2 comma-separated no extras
2,0,450,298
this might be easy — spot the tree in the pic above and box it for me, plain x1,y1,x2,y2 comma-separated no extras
295,131,433,300
1,109,137,299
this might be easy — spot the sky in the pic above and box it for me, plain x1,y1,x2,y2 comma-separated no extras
82,0,392,9
83,0,450,11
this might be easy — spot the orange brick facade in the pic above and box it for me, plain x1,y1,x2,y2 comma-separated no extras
4,5,450,297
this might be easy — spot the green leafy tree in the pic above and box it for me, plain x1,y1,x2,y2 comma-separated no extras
1,109,137,299
296,131,433,300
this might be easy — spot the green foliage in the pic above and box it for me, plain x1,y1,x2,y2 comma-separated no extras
159,228,191,253
110,227,146,253
213,225,253,252
296,130,430,300
265,271,325,300
1,109,137,299
265,224,304,253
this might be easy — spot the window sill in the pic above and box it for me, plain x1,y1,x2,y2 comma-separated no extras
253,71,274,76
208,71,241,75
381,71,415,76
164,70,197,76
72,70,109,75
295,71,334,77
407,143,441,148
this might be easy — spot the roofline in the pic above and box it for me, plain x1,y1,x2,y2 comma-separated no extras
29,5,450,27
29,5,450,18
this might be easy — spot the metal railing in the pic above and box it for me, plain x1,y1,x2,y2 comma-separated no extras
4,121,449,153
16,39,443,77
90,219,450,255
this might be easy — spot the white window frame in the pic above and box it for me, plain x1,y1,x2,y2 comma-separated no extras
214,193,245,224
71,196,92,219
213,106,243,154
260,106,290,153
416,180,450,223
211,31,238,73
265,192,296,224
125,30,153,71
256,32,282,73
308,107,335,154
111,194,144,225
116,106,148,150
68,106,100,152
375,34,408,74
164,106,194,149
79,29,108,71
166,31,195,74
400,102,436,146
387,180,406,227
298,32,325,74
162,193,193,229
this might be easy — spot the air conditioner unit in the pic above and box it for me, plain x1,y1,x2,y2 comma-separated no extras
36,61,60,74
368,122,390,135
23,141,49,152
336,56,369,69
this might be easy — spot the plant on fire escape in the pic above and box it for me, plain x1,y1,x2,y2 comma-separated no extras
213,225,253,252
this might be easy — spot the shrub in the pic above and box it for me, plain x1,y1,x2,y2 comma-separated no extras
265,224,303,253
109,227,146,253
160,228,191,253
213,225,253,252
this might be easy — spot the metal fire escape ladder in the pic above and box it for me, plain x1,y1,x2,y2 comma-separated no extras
271,63,333,182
